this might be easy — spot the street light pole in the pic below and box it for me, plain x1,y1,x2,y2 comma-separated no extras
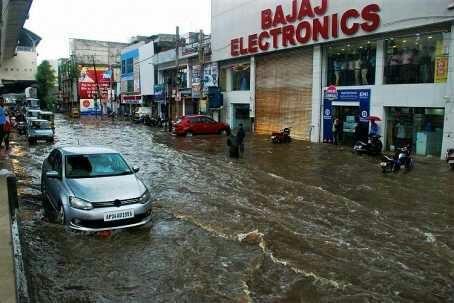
92,55,101,119
169,26,180,132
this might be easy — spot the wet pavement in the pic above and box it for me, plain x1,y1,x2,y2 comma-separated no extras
5,114,454,302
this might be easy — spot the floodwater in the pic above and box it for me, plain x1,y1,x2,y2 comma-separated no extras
6,115,454,303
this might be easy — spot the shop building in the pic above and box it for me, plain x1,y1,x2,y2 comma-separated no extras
211,0,454,157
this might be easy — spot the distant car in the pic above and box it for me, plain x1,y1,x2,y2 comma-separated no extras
174,115,230,136
27,119,54,144
25,109,40,124
133,107,152,123
40,147,153,232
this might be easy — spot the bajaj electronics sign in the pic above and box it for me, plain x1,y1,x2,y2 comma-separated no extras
230,0,381,57
212,0,454,61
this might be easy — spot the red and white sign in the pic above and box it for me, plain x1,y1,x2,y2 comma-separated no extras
230,0,381,57
324,85,338,101
78,67,112,100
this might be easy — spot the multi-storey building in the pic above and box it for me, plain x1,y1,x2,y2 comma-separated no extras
211,0,454,158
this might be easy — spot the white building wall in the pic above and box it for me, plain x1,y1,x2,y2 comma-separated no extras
0,50,37,81
442,23,454,155
139,42,155,96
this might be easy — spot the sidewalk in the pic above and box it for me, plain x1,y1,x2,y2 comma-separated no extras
0,162,16,303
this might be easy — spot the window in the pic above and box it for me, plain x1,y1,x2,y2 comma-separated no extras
327,40,376,86
231,64,250,91
384,31,450,84
386,107,445,156
127,80,134,93
65,154,132,179
126,58,134,74
121,60,126,74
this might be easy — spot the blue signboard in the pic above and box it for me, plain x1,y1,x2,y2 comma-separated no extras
323,89,371,143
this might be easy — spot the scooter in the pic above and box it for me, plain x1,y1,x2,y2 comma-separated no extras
353,135,383,155
446,149,454,170
16,121,26,135
271,128,291,144
380,145,415,173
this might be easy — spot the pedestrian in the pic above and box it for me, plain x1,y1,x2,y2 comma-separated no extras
236,124,245,154
226,128,239,158
0,97,6,148
3,113,12,150
332,118,342,145
370,120,380,136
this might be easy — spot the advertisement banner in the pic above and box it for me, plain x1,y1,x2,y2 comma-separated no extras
192,65,202,98
80,99,101,115
203,63,219,93
78,67,111,100
434,56,449,83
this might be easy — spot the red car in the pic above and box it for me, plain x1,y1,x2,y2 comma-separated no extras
174,115,230,136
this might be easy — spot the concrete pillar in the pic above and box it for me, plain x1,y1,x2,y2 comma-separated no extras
441,22,454,157
375,39,385,86
311,45,322,143
226,67,233,92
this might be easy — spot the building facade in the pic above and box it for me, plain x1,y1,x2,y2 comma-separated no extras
211,0,454,158
59,39,127,115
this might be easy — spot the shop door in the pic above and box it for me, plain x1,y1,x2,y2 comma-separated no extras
233,104,251,131
332,106,362,146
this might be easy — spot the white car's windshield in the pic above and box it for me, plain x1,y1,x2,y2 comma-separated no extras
65,153,132,178
31,121,51,129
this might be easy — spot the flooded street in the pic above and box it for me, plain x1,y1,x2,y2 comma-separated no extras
7,114,454,302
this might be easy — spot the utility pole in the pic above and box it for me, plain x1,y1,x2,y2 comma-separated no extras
92,55,101,119
169,26,180,132
198,29,205,113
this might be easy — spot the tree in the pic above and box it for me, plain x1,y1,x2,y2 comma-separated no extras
36,60,57,110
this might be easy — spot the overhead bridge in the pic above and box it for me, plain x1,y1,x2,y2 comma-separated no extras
0,0,33,64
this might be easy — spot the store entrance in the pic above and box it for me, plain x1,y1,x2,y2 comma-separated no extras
232,104,251,131
332,106,367,146
385,107,445,156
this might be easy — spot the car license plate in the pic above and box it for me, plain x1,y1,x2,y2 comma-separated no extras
104,209,134,222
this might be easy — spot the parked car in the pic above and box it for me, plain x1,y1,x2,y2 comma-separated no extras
40,147,153,232
133,107,152,123
25,109,40,123
38,111,55,129
27,119,54,144
174,115,230,136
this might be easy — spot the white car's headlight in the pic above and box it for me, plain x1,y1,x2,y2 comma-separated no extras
139,190,151,204
69,196,94,210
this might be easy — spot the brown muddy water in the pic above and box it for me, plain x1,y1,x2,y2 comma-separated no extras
5,115,454,303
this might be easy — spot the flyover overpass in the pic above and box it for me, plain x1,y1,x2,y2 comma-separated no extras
0,0,34,64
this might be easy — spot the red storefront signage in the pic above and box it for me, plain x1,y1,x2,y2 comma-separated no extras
78,68,112,100
230,0,381,57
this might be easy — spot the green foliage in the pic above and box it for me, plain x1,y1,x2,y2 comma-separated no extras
36,60,57,110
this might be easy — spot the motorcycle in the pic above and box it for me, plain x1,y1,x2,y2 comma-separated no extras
271,128,291,144
380,145,415,173
446,148,454,170
16,121,26,135
353,135,383,155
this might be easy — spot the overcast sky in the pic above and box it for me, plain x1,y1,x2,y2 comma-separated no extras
25,0,211,62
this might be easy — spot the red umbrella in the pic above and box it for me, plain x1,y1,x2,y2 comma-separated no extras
368,116,382,122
